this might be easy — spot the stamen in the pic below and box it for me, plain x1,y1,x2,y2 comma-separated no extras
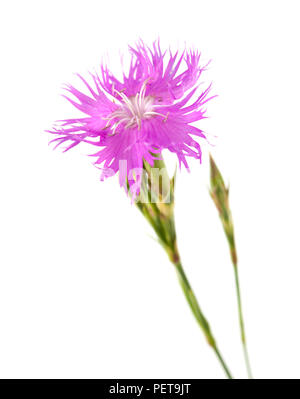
103,80,168,134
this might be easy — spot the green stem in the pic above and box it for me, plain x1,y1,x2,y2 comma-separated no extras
233,264,253,379
174,260,233,379
209,154,253,378
137,157,233,378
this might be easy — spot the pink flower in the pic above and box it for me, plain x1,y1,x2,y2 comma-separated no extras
49,40,213,194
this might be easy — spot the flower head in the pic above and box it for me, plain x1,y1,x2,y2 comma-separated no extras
49,40,213,195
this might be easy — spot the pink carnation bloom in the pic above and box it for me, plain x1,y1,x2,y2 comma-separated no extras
49,41,213,194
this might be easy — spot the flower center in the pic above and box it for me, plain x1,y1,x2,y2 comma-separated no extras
104,82,167,135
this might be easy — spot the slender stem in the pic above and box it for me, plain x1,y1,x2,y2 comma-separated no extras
175,261,233,379
137,157,233,378
213,346,233,380
233,264,253,379
209,154,253,378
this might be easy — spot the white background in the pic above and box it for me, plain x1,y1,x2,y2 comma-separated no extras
0,0,300,379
